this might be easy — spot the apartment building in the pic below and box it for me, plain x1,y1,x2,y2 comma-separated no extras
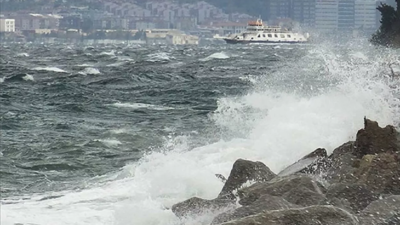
338,0,355,30
292,0,316,27
0,18,15,32
315,0,338,32
355,0,380,30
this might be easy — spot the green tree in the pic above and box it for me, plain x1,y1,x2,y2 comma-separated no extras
371,0,400,47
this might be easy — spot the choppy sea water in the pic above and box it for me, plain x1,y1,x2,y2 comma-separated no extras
1,40,400,225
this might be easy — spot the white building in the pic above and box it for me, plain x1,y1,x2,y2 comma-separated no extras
355,0,379,30
0,19,15,32
315,0,338,32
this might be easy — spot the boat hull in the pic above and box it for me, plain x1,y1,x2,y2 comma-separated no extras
224,39,307,44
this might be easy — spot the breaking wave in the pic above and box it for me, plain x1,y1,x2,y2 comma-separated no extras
32,66,67,73
1,41,400,225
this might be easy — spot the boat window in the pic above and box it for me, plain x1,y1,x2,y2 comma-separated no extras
287,34,291,38
268,34,272,38
257,34,261,38
274,34,278,38
280,34,285,38
263,34,265,38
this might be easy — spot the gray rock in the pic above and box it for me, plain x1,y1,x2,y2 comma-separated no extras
278,148,328,176
353,152,400,195
358,195,400,225
282,186,326,207
218,159,276,200
325,183,378,213
238,175,326,206
354,118,399,157
211,194,299,225
171,197,233,218
218,205,358,225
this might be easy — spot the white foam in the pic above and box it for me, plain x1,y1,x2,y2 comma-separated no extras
32,67,67,73
16,53,29,57
23,74,34,81
99,50,115,56
0,77,4,83
77,63,94,67
79,68,101,75
146,52,174,62
200,52,230,61
95,139,122,146
111,102,174,111
2,42,400,225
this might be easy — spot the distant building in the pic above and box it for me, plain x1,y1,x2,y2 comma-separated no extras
355,0,379,31
338,0,355,30
267,0,292,22
292,0,316,27
315,0,338,32
0,18,15,32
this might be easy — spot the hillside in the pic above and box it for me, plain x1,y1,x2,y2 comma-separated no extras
180,0,267,18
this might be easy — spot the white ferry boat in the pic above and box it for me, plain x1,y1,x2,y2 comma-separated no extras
224,19,309,44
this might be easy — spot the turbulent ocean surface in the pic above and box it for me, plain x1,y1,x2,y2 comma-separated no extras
1,40,400,225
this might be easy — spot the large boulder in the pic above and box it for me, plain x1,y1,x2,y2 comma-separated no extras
171,197,233,218
325,142,359,184
171,159,275,218
278,148,328,176
218,205,358,225
325,183,378,213
238,175,326,206
218,159,276,200
353,118,399,157
282,185,327,207
211,194,298,225
354,152,400,195
358,195,400,225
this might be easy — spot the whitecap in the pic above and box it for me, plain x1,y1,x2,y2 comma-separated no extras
32,67,67,73
79,68,101,75
146,52,174,62
200,52,230,61
22,74,34,81
16,53,29,57
99,50,115,56
94,139,122,146
76,63,94,67
111,102,174,111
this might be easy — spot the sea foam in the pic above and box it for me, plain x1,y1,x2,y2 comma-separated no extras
2,41,400,225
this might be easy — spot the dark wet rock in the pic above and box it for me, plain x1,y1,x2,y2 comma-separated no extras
211,194,298,225
353,118,399,157
358,195,400,225
171,197,233,218
379,213,400,225
238,175,326,206
215,174,227,183
325,142,359,184
354,152,400,195
218,205,358,225
319,197,353,213
278,148,328,176
325,183,378,213
218,159,276,200
282,186,326,207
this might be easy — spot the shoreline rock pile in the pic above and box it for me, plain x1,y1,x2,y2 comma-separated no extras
172,118,400,225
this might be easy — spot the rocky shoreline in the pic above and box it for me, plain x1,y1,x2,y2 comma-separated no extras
172,118,400,225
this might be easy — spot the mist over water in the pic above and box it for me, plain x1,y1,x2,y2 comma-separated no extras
1,39,399,225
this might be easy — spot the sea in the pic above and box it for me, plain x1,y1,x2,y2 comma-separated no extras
1,39,399,225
